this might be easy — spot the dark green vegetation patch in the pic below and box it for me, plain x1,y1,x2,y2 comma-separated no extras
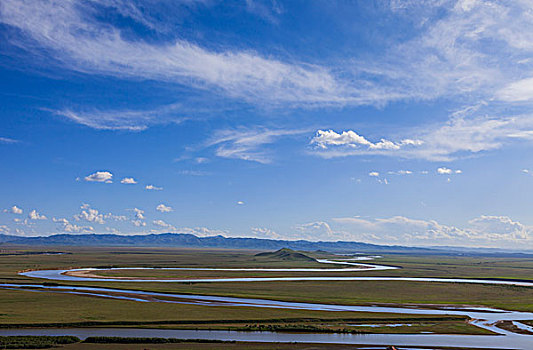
0,336,80,349
83,337,234,344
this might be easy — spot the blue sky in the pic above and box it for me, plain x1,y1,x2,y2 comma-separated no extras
1,0,533,249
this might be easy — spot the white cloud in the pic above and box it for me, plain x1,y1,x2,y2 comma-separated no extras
237,201,245,205
120,177,137,184
145,184,163,191
152,219,176,230
132,208,145,220
388,170,412,175
0,137,18,144
331,214,533,249
311,111,533,161
368,171,380,177
4,205,23,214
437,167,452,174
53,217,93,233
84,171,113,183
104,213,128,221
175,226,228,237
311,130,423,152
496,77,533,102
132,219,146,227
28,209,46,220
130,208,147,227
207,128,307,164
53,103,189,131
0,225,11,234
250,227,282,239
179,170,210,176
156,204,173,213
74,204,105,224
437,167,462,174
293,221,335,241
3,0,533,139
0,0,352,110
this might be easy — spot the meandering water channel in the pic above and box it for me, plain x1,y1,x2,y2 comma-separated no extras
3,256,532,349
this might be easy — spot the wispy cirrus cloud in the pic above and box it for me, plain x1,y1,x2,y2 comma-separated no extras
3,1,533,110
0,0,352,108
51,103,189,131
207,128,308,163
3,0,533,165
0,137,18,144
6,0,530,114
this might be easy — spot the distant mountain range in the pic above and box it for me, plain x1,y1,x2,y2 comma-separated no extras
0,232,433,253
1,233,531,256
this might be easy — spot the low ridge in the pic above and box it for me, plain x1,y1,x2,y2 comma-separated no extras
255,248,316,262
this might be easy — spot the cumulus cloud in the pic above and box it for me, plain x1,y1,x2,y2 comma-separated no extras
53,217,93,233
156,204,173,213
4,205,23,214
132,220,146,227
237,201,245,205
437,167,462,174
84,171,113,183
368,171,380,177
74,204,105,224
132,208,145,220
311,111,533,161
311,130,423,153
120,177,137,184
28,209,46,220
73,204,126,225
145,184,163,191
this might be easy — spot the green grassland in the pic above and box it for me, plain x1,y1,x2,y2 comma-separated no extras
0,336,486,350
0,246,531,335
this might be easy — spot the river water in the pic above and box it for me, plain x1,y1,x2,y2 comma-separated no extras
5,256,532,349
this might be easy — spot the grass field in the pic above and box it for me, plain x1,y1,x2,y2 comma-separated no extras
0,246,531,336
0,336,487,350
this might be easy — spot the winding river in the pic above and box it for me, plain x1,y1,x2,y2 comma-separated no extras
4,256,532,349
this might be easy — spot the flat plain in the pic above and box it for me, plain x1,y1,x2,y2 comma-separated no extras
0,246,532,340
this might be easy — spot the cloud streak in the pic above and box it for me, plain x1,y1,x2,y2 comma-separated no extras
0,0,353,108
208,128,308,163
